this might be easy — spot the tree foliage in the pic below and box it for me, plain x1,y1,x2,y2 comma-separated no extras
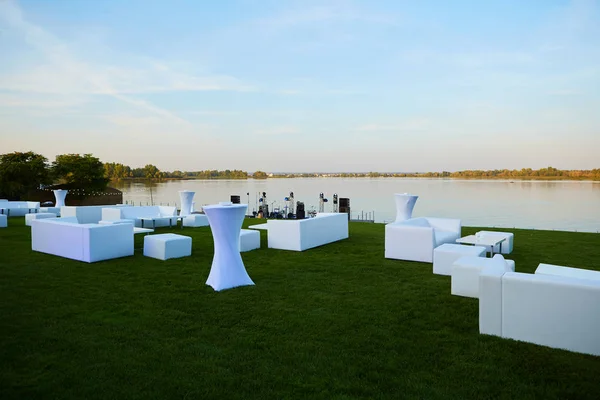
143,164,163,179
252,170,268,179
0,151,50,199
52,154,109,190
104,162,132,180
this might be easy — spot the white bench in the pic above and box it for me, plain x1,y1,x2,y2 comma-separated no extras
266,213,348,251
143,233,192,260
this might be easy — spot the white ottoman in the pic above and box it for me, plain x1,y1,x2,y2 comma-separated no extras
433,243,486,276
40,207,60,216
451,255,515,298
183,214,209,227
25,212,57,226
0,214,6,228
143,233,192,260
240,229,260,252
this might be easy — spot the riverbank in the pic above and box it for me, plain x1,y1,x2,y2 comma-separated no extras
1,218,599,399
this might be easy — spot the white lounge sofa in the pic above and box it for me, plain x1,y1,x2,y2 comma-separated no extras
479,262,600,356
31,217,134,263
385,217,461,263
267,213,348,251
0,200,40,216
61,205,131,224
101,206,177,228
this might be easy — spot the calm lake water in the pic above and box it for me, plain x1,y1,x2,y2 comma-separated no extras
112,178,600,233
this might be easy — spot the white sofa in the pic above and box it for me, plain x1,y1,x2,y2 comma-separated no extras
479,262,600,356
267,213,349,251
385,217,461,263
61,205,130,224
101,206,177,228
0,200,40,216
31,217,134,263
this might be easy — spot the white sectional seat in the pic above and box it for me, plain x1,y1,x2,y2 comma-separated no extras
101,206,177,228
31,217,134,263
240,229,260,252
25,212,57,226
183,214,209,227
267,213,349,251
385,217,462,263
451,254,515,298
143,233,192,260
61,204,130,224
0,200,40,217
0,214,6,228
433,243,486,276
479,263,600,356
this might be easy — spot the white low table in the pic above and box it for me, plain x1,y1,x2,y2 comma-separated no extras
140,216,182,229
248,223,268,230
456,234,507,257
204,203,255,291
433,243,487,276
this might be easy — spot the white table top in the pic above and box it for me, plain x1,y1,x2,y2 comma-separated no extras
134,227,154,234
248,223,268,230
456,235,506,247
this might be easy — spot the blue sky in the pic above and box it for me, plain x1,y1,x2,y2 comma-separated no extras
1,0,599,172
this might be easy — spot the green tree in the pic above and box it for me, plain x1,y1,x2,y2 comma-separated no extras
52,154,109,190
0,151,50,199
143,164,162,179
252,170,268,179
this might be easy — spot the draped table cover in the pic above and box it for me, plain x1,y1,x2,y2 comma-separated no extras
203,203,255,291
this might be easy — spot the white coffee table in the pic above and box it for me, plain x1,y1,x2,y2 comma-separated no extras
456,234,507,257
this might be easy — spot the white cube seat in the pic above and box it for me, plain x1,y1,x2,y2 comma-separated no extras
143,233,192,260
433,243,486,276
240,229,260,252
25,212,57,226
451,254,515,298
0,214,6,228
183,214,209,227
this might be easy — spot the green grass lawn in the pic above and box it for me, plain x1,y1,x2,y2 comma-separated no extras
1,217,599,399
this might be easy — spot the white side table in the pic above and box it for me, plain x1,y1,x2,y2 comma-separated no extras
204,203,255,291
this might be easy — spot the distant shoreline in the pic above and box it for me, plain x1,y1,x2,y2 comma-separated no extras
112,176,599,182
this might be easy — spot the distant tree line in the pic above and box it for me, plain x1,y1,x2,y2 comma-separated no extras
103,163,259,181
270,167,600,180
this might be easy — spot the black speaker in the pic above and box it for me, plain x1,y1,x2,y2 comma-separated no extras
339,198,350,208
230,195,241,204
296,201,305,219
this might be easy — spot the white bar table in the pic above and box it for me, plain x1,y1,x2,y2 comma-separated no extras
179,190,195,216
54,189,68,208
394,193,418,222
204,202,255,291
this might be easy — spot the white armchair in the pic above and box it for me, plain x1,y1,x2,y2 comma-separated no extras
385,217,461,263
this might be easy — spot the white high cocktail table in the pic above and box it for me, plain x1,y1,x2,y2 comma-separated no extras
203,203,255,291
